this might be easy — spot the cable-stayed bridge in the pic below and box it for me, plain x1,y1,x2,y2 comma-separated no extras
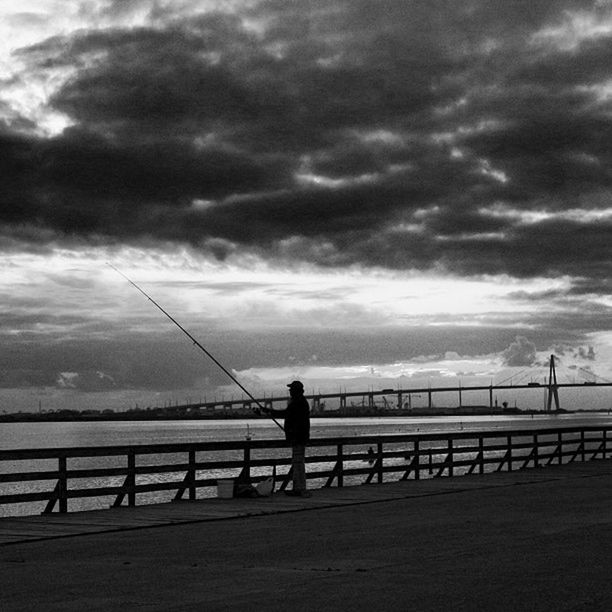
156,355,612,416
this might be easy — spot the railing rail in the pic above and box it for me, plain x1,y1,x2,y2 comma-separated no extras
1,425,611,516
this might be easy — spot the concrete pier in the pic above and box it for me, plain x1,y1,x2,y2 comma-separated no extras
2,460,612,611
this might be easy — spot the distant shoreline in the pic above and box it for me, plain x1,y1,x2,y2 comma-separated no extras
0,406,598,423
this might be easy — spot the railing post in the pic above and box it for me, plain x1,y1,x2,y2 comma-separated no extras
604,429,608,459
243,440,251,481
448,438,454,477
581,430,586,462
533,434,539,468
58,455,67,513
507,435,512,472
377,442,383,483
414,440,420,480
128,450,136,507
558,431,563,465
337,444,344,488
479,436,484,474
188,449,196,500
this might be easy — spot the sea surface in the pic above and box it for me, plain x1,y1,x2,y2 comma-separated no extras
2,413,612,517
3,412,612,449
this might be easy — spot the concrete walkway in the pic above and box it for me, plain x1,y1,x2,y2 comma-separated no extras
2,461,612,610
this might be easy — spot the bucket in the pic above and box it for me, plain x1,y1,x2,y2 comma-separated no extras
255,476,274,497
217,478,234,499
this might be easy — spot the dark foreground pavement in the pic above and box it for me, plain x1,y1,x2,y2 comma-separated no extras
3,461,612,611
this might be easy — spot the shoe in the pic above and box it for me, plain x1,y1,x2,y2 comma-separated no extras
285,489,312,497
284,489,312,497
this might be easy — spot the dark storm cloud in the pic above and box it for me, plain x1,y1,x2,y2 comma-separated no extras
4,0,612,284
0,126,288,239
569,277,612,296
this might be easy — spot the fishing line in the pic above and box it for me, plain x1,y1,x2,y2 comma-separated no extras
108,263,284,432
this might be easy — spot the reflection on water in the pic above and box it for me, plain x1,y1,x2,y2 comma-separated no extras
2,412,612,449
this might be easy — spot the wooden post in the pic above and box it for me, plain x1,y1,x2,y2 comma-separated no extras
414,440,420,480
128,451,136,507
188,449,196,500
448,439,454,477
337,444,344,488
377,442,383,483
58,455,67,514
243,440,251,481
533,434,539,468
581,430,586,462
507,435,512,472
558,431,563,465
479,436,485,474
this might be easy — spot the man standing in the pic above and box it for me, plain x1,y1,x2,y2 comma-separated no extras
264,380,311,497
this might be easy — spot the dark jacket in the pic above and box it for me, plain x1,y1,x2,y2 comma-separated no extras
272,395,310,445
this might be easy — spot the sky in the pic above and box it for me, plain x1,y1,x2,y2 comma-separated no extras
2,0,612,413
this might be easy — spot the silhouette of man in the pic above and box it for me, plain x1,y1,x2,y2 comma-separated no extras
264,380,311,497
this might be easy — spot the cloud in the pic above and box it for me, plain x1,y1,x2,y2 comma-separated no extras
1,0,612,290
502,336,537,367
56,370,117,391
577,345,596,360
0,321,579,393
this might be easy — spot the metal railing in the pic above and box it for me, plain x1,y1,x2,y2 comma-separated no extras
1,425,610,515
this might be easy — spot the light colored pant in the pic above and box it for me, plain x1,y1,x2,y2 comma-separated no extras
291,444,307,491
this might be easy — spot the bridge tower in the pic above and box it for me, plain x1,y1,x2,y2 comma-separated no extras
546,354,561,412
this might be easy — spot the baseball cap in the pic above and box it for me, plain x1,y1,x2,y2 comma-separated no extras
287,380,304,391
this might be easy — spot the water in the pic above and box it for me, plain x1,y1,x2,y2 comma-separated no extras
3,412,612,449
2,413,611,517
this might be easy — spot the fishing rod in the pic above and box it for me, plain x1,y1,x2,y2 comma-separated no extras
108,263,284,432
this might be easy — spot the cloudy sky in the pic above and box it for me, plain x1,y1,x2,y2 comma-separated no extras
2,0,612,412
